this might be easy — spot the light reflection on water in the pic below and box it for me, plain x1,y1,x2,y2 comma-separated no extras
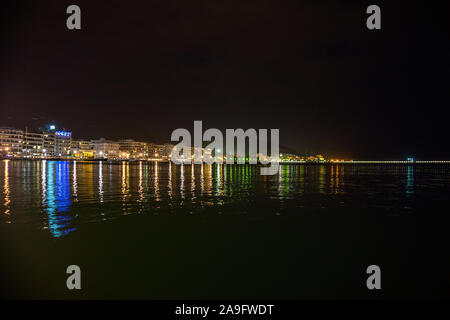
1,160,450,237
3,160,10,220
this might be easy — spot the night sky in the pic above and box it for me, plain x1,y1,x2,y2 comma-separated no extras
1,1,448,159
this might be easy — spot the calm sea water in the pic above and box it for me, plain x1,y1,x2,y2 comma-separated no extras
1,160,449,237
1,160,450,299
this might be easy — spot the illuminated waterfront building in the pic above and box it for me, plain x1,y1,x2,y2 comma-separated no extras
22,130,44,157
159,143,175,160
54,131,72,157
0,125,75,158
28,126,71,158
40,133,54,157
71,140,94,159
118,139,148,159
90,138,120,159
0,127,24,156
146,143,160,158
147,143,174,160
71,139,90,151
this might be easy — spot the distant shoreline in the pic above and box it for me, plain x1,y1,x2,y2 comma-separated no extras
1,158,450,165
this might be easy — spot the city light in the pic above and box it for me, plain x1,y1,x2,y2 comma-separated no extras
56,131,71,137
1,125,448,164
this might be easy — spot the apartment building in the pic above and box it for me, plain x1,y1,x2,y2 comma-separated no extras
0,127,24,156
118,139,147,159
90,138,120,159
23,130,44,157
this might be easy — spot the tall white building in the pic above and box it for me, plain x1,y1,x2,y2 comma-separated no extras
0,126,74,158
54,131,72,157
22,130,44,157
0,127,24,156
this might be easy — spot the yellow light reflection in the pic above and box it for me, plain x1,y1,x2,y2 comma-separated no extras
138,161,143,203
73,160,78,201
99,161,103,203
3,160,10,218
154,161,160,201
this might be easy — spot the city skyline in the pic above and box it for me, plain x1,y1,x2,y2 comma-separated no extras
0,123,328,162
1,2,448,160
2,120,449,162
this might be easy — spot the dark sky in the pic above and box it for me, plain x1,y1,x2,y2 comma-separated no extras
1,0,449,159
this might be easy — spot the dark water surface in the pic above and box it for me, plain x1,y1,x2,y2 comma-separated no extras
1,160,450,299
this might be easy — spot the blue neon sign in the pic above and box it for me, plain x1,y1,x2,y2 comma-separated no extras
56,131,72,137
